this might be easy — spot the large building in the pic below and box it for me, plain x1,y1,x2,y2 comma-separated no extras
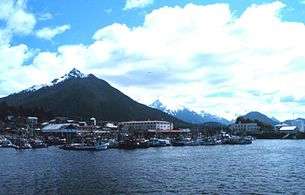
229,122,260,133
119,121,173,132
278,126,298,133
42,123,81,134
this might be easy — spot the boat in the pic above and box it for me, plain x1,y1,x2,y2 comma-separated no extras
223,136,253,145
201,138,220,146
118,139,138,149
108,139,119,148
60,140,109,151
149,138,171,147
137,139,150,148
172,138,193,146
0,138,14,148
12,138,32,149
29,139,48,149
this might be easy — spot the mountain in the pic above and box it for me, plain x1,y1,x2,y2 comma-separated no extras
242,111,279,126
0,69,189,127
284,118,305,125
150,100,230,125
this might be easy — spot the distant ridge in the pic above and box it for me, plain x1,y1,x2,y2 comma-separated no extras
242,111,279,126
150,99,230,125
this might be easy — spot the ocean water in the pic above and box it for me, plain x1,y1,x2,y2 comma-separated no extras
1,140,305,194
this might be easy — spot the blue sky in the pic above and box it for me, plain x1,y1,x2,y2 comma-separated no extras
2,0,305,120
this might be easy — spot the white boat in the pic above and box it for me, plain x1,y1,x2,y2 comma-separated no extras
149,138,171,147
60,140,109,151
0,138,14,148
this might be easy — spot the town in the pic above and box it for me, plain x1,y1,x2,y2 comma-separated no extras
1,113,305,151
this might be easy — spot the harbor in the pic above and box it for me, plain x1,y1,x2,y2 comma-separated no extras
0,116,256,151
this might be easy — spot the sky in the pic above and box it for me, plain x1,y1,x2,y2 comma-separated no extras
1,0,305,121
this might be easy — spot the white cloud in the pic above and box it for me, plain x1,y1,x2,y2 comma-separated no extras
124,0,153,10
38,12,53,21
36,25,71,40
3,1,305,121
0,0,36,35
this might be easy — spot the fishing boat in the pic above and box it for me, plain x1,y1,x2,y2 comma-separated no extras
118,139,138,149
172,138,193,146
149,138,171,147
223,136,253,145
0,138,14,148
137,139,150,148
60,140,109,151
29,139,48,149
12,138,32,149
201,138,221,146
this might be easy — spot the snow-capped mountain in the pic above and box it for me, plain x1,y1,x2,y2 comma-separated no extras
1,69,187,127
22,68,87,93
150,100,231,125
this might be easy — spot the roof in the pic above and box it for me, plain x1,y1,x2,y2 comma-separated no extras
275,123,289,127
27,117,38,119
279,126,297,131
148,129,190,133
119,121,171,124
42,123,80,133
105,123,118,128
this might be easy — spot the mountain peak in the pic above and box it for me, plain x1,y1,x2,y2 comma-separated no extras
67,68,86,79
51,68,87,85
150,99,166,111
21,68,88,94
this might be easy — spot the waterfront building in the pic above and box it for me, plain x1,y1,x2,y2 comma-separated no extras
42,123,81,134
229,122,260,134
279,126,298,133
119,121,174,132
274,123,289,131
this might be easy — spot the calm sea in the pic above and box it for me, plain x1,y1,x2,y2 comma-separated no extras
1,140,305,194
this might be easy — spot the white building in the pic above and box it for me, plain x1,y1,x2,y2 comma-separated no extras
119,121,173,132
275,123,289,131
229,122,260,133
279,126,298,133
42,123,80,134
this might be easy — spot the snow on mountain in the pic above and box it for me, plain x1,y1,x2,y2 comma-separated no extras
23,84,48,93
22,68,87,93
150,99,231,125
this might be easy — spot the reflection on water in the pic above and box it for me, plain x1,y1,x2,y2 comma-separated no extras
1,140,305,194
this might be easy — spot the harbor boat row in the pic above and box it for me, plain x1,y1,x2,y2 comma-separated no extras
0,116,256,151
0,134,254,151
0,136,47,149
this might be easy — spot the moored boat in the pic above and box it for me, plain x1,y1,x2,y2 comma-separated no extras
149,138,171,147
223,136,253,145
60,140,109,151
29,139,48,149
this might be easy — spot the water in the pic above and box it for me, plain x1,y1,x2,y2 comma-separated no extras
1,140,305,194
